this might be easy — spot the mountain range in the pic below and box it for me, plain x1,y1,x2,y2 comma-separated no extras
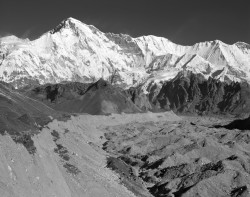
0,17,250,90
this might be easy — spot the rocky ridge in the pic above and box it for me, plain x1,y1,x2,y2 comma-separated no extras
24,79,141,115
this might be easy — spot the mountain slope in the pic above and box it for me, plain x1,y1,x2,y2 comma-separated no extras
0,17,250,88
0,82,56,133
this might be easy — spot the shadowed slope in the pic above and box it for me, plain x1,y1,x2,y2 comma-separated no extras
26,79,141,115
0,82,56,134
214,116,250,130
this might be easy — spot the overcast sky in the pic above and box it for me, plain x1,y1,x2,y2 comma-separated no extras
1,0,249,45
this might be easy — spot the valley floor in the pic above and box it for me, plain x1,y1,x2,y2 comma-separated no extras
0,112,249,197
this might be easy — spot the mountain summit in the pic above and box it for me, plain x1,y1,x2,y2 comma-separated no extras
0,17,250,88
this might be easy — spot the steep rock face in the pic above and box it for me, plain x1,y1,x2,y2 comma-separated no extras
0,17,250,88
25,79,141,115
120,71,250,117
124,87,153,111
138,71,250,115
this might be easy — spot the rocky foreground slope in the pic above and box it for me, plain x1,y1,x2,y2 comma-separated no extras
0,108,180,197
1,108,250,197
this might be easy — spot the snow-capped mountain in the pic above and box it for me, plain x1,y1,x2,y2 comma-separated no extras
0,17,250,88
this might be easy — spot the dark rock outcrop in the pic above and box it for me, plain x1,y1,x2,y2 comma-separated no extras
130,71,250,115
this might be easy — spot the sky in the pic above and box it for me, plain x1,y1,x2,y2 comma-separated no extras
0,0,249,45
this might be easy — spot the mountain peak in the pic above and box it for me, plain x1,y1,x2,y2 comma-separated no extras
60,17,84,26
50,17,84,34
48,17,102,37
211,40,227,46
65,17,79,23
